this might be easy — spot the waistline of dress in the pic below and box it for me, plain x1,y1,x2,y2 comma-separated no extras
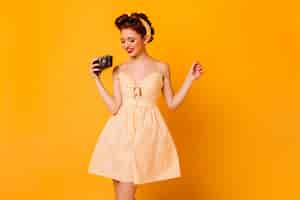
122,98,157,108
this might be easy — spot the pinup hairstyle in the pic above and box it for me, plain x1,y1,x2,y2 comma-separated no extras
114,12,155,43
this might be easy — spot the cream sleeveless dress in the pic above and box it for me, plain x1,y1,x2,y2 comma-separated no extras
88,69,181,185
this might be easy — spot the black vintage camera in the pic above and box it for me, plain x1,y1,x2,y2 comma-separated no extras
92,55,113,76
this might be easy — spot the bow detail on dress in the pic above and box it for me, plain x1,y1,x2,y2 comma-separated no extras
127,85,143,98
133,86,142,97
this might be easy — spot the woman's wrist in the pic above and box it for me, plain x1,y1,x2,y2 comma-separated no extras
185,75,193,84
93,74,100,80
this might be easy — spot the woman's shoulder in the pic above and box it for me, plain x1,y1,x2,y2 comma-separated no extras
112,62,132,77
154,60,170,75
112,63,129,79
112,65,120,80
148,57,166,65
112,61,130,72
114,62,129,75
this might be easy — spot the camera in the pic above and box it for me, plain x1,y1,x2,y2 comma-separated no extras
92,54,113,76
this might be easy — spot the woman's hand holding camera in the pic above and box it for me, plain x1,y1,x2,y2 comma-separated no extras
90,57,102,79
90,55,113,79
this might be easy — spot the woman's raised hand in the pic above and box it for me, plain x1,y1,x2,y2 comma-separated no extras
187,60,204,81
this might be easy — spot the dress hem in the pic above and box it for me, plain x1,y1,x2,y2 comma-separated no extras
88,169,181,185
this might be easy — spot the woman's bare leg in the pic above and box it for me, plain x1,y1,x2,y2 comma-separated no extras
112,179,120,199
112,179,137,200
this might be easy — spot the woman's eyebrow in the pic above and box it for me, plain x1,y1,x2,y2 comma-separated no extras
120,36,135,40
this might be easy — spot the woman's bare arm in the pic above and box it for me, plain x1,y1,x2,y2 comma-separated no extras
91,65,122,115
161,61,203,110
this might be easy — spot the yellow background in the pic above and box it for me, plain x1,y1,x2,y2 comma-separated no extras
1,0,300,199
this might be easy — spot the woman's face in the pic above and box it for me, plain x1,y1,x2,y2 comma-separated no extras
120,28,147,57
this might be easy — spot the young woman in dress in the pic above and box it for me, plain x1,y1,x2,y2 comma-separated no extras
89,12,204,200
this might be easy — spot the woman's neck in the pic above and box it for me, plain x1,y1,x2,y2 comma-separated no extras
129,49,152,63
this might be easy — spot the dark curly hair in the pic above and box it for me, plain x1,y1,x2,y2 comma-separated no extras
114,12,155,43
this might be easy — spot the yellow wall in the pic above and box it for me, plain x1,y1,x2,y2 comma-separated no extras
1,0,300,199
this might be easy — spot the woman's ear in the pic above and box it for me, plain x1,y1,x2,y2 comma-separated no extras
143,35,150,44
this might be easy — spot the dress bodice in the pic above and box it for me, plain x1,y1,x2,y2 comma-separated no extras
118,70,163,107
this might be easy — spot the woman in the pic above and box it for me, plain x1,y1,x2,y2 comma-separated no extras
88,12,204,200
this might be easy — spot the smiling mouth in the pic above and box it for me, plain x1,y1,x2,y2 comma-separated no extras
127,48,134,53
